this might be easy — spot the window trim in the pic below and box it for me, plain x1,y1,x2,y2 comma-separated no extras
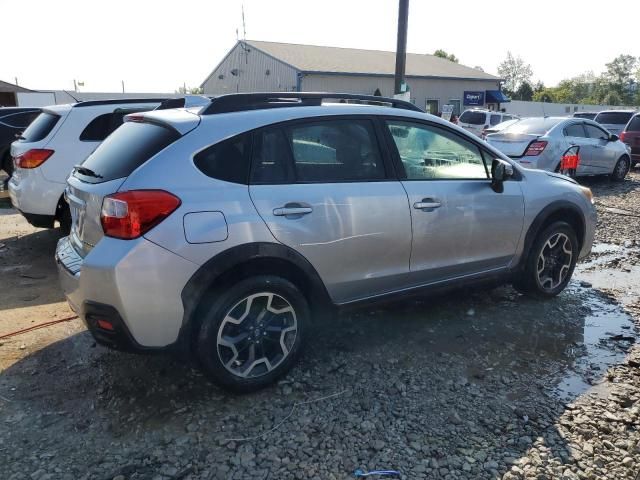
378,116,495,182
249,115,396,185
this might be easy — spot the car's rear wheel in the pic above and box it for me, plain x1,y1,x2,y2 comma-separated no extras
513,221,578,298
196,275,308,392
611,156,630,182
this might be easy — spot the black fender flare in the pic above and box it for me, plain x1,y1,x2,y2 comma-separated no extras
177,242,333,355
517,200,586,271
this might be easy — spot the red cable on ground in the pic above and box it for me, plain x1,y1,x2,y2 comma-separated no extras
0,315,79,341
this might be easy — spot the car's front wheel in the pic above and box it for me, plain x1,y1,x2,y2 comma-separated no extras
197,275,308,392
514,221,578,298
611,156,630,182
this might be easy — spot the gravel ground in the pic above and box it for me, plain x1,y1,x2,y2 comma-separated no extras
1,170,639,480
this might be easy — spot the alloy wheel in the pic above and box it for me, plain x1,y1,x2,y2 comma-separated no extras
536,233,573,291
615,158,629,179
216,292,297,379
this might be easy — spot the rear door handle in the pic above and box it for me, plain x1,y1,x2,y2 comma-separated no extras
273,206,313,216
413,198,441,210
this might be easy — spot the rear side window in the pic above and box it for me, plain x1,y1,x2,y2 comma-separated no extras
76,121,180,183
194,134,251,184
564,124,587,138
459,111,487,125
0,111,40,128
19,112,60,142
286,120,385,182
596,112,634,125
626,116,640,132
80,112,126,141
251,127,294,184
490,114,502,126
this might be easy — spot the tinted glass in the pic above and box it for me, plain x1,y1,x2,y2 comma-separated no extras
0,111,40,128
19,112,60,142
250,127,293,184
80,112,123,141
501,117,564,135
76,121,180,183
285,120,385,182
626,116,640,132
596,112,634,124
459,111,486,125
194,134,251,184
502,115,513,122
585,124,609,140
564,124,587,138
386,120,488,180
574,112,596,120
490,114,502,126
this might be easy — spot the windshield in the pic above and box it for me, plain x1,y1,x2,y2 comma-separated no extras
19,112,60,142
499,117,564,136
596,112,635,125
459,111,487,125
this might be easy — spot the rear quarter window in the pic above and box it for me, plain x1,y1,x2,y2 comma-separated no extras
459,111,487,125
75,121,180,183
19,112,60,142
194,134,251,184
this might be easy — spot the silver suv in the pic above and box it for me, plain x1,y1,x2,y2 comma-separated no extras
56,93,596,392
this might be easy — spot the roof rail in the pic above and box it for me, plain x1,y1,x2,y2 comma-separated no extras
72,98,171,108
201,92,423,115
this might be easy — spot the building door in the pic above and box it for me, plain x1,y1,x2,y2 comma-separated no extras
426,99,439,115
449,99,461,116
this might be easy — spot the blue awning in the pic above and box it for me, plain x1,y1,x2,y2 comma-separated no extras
485,90,510,103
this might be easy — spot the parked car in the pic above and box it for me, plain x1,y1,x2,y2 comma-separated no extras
593,110,636,136
620,113,640,168
481,118,520,140
458,109,517,137
56,92,596,392
0,107,41,184
8,98,166,231
486,117,631,180
572,112,598,120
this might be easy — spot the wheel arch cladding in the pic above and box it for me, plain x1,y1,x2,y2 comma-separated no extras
178,242,334,355
522,201,585,267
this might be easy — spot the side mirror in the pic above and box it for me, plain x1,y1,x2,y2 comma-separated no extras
491,158,514,193
609,134,619,142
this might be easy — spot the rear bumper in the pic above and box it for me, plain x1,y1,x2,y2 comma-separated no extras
55,235,199,350
9,169,63,217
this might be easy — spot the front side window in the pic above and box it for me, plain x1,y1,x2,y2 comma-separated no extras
386,120,488,180
285,119,385,182
585,124,609,140
564,123,587,138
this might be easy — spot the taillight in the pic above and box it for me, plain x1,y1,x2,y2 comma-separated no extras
619,132,626,142
524,141,548,156
101,190,181,239
14,149,54,169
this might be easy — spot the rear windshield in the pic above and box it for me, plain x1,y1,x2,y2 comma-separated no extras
19,112,60,142
573,112,596,120
500,117,564,136
596,112,634,125
459,111,487,125
75,121,180,183
626,116,640,132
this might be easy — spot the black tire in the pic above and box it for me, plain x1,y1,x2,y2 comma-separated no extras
2,152,14,178
513,221,578,298
196,275,309,393
610,156,630,182
57,202,71,234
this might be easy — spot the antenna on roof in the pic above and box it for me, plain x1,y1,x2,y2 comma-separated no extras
63,89,79,102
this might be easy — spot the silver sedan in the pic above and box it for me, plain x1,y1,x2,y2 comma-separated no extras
486,117,632,180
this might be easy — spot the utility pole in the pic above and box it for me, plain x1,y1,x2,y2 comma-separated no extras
121,80,125,93
394,0,409,95
73,79,77,92
14,77,18,86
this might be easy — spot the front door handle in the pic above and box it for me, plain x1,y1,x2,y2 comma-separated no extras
273,206,313,216
413,198,441,210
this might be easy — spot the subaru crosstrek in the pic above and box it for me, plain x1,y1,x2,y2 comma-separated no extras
56,93,596,392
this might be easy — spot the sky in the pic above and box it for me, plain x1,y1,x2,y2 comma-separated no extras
1,0,638,93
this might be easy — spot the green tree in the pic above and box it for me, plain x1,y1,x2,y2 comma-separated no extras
515,81,534,101
433,49,458,63
497,52,533,94
533,88,555,103
603,91,622,106
604,54,637,103
176,86,204,94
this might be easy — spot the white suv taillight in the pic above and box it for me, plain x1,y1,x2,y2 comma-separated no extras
14,149,54,168
101,190,181,239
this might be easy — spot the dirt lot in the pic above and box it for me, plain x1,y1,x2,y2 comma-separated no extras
1,171,640,480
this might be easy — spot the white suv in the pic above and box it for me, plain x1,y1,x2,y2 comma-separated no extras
9,98,165,231
458,109,517,137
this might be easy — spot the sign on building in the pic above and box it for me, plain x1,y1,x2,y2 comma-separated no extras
441,104,454,121
463,91,485,106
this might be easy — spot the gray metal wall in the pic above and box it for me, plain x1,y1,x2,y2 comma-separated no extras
202,43,298,95
301,74,500,112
